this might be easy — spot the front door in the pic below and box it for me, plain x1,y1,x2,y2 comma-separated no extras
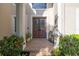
32,17,46,38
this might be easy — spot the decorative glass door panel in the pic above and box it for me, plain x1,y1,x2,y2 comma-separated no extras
32,17,46,38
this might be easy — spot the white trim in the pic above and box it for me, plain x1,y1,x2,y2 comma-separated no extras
76,8,79,34
59,3,65,34
11,15,16,34
58,3,62,34
31,15,48,39
63,4,65,34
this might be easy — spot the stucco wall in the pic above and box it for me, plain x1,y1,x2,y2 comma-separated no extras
0,3,57,39
0,4,13,39
26,3,57,38
61,3,79,34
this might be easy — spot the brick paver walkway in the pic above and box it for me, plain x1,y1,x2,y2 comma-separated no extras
26,38,53,56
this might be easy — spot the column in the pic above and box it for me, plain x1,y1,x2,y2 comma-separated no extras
58,3,65,34
16,3,26,50
54,3,62,48
58,3,62,33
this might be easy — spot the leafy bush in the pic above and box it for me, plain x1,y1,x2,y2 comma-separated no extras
26,32,32,42
26,32,31,39
0,35,24,56
51,48,61,56
51,34,79,56
59,34,79,56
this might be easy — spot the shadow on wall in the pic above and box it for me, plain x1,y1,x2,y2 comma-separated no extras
25,3,54,35
25,3,35,33
25,3,57,38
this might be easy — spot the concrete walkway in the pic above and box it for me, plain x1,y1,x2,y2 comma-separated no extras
26,38,53,56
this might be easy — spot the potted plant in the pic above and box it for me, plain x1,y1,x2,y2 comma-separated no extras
26,32,31,42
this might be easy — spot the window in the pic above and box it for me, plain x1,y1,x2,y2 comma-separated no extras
12,16,16,34
14,17,16,32
32,3,47,9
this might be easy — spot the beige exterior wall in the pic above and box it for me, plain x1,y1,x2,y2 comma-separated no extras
25,3,57,38
61,3,79,34
0,3,57,39
0,4,13,39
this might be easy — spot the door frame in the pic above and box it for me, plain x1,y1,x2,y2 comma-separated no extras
31,16,48,39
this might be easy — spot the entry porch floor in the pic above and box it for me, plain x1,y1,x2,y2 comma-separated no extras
25,38,54,56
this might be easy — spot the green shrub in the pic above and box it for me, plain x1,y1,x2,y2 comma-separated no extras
51,34,79,56
26,32,31,39
51,48,61,56
0,35,24,56
59,34,79,56
26,32,32,42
